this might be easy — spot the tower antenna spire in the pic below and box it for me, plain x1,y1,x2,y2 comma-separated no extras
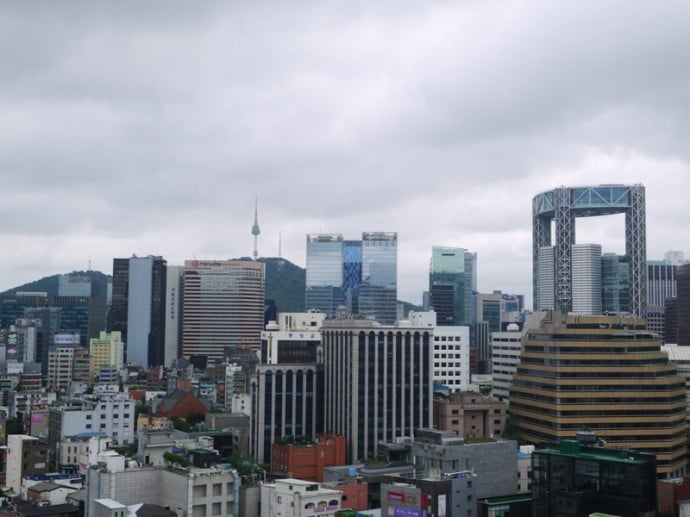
251,197,261,260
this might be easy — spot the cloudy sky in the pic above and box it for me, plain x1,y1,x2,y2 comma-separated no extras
1,1,689,307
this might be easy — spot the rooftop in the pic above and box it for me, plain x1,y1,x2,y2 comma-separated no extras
537,440,652,465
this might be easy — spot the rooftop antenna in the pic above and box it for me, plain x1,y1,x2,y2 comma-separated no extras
251,197,260,260
278,231,282,258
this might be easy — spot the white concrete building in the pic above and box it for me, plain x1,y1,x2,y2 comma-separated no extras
9,391,57,419
85,455,240,517
48,395,136,463
409,310,470,392
21,474,82,503
277,311,326,331
224,363,250,414
517,445,534,493
47,346,81,392
491,325,524,402
6,434,48,495
261,478,343,517
59,434,112,475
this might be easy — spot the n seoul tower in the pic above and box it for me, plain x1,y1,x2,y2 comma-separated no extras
251,197,260,260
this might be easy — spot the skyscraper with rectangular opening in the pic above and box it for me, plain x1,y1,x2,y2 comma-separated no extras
532,184,646,316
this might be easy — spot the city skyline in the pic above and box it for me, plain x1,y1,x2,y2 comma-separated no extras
1,2,690,307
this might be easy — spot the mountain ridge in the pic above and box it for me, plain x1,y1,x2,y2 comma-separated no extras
0,257,419,315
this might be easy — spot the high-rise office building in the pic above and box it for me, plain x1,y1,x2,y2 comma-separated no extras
602,253,630,313
110,256,167,369
409,310,470,392
164,265,183,367
322,319,433,463
647,251,689,341
251,315,325,463
305,232,397,324
181,260,264,363
509,311,687,478
305,234,344,318
677,264,690,347
429,246,476,326
490,324,523,402
570,243,602,314
359,232,397,325
533,184,646,316
475,292,501,332
342,240,362,315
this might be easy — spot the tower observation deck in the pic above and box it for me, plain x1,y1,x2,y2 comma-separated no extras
532,184,646,316
252,198,260,260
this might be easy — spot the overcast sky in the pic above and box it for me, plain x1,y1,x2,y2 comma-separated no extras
1,1,689,307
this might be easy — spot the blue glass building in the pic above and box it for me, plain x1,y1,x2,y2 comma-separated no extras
305,232,397,324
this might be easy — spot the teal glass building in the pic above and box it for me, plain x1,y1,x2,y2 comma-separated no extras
429,246,476,326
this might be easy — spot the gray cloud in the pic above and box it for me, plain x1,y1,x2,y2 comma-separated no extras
0,1,689,307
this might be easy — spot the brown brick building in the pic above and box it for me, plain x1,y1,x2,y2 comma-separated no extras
433,392,506,439
271,434,347,482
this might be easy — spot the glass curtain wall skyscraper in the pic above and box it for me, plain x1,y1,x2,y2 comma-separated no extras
305,234,344,319
359,232,397,325
342,240,362,316
429,246,476,326
305,232,397,324
602,253,630,313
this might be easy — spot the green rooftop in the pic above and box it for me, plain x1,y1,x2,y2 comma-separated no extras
538,441,651,465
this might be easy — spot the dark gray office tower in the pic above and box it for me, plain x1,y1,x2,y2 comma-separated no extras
533,184,646,316
647,252,688,340
110,256,167,368
677,264,690,346
322,319,433,463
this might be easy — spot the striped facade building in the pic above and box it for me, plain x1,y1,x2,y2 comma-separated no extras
322,320,433,463
509,311,687,478
181,260,264,362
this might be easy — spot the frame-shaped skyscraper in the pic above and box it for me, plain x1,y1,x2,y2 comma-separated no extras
532,184,646,316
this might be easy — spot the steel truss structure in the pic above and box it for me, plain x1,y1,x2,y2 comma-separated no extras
532,184,646,317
